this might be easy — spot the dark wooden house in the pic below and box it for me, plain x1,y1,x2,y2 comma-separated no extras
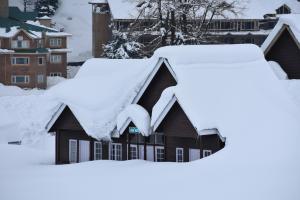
47,58,225,164
262,15,300,79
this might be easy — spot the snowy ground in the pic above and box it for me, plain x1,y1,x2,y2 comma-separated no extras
0,72,300,200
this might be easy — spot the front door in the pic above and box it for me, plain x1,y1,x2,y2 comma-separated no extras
189,149,200,161
146,145,154,161
79,140,90,162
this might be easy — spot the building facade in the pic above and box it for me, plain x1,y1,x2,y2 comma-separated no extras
89,0,300,57
48,58,226,164
0,0,71,89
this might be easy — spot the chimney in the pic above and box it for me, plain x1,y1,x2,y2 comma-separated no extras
0,0,9,18
89,1,112,58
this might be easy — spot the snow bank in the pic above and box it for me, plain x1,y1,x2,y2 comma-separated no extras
117,104,150,136
0,83,43,97
268,61,288,80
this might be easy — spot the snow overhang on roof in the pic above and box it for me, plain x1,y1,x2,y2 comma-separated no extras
117,104,150,136
46,44,294,141
262,14,300,54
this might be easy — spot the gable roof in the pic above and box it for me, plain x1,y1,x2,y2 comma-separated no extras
117,104,150,136
131,57,177,105
46,58,154,139
45,44,295,141
262,14,300,54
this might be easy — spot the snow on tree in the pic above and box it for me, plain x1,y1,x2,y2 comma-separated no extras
110,0,245,56
102,31,145,59
35,0,59,17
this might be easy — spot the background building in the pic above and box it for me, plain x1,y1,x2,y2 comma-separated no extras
0,0,71,89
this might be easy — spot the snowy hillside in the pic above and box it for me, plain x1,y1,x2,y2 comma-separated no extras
52,0,92,62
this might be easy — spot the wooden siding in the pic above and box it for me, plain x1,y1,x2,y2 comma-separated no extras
157,101,224,162
52,101,224,164
137,62,177,113
266,28,300,79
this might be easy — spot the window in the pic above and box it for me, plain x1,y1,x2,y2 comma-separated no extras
155,146,164,162
203,150,212,157
37,74,44,84
49,72,62,77
94,142,102,160
11,40,29,48
38,57,45,65
130,145,138,160
11,57,29,65
176,148,184,162
110,143,122,161
69,139,78,163
49,38,62,47
11,75,30,84
50,55,62,63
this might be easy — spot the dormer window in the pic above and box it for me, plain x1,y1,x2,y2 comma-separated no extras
276,4,291,14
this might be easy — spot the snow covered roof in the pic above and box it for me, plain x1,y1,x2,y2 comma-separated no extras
117,104,150,136
104,0,300,20
238,0,300,19
150,44,298,137
46,58,154,139
107,0,140,20
47,44,300,141
262,14,300,53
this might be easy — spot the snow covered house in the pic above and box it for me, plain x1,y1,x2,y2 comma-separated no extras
0,0,71,89
89,0,300,58
46,44,276,164
262,15,300,79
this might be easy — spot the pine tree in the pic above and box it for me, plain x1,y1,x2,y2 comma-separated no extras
102,32,145,59
35,0,59,17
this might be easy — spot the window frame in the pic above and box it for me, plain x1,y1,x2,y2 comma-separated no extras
130,144,138,160
11,75,30,84
11,57,30,65
49,38,62,47
69,139,78,163
37,74,44,84
38,57,45,65
49,72,63,77
176,147,184,162
94,141,102,160
155,146,164,162
203,149,212,158
110,143,122,161
50,54,62,64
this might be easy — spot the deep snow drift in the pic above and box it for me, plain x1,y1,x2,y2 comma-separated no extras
0,44,300,200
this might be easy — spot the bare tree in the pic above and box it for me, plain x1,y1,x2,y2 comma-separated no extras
109,0,245,57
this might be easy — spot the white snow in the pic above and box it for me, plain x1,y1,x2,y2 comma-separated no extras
52,0,93,62
268,61,288,80
1,44,300,200
262,14,300,52
117,104,150,136
45,58,154,139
